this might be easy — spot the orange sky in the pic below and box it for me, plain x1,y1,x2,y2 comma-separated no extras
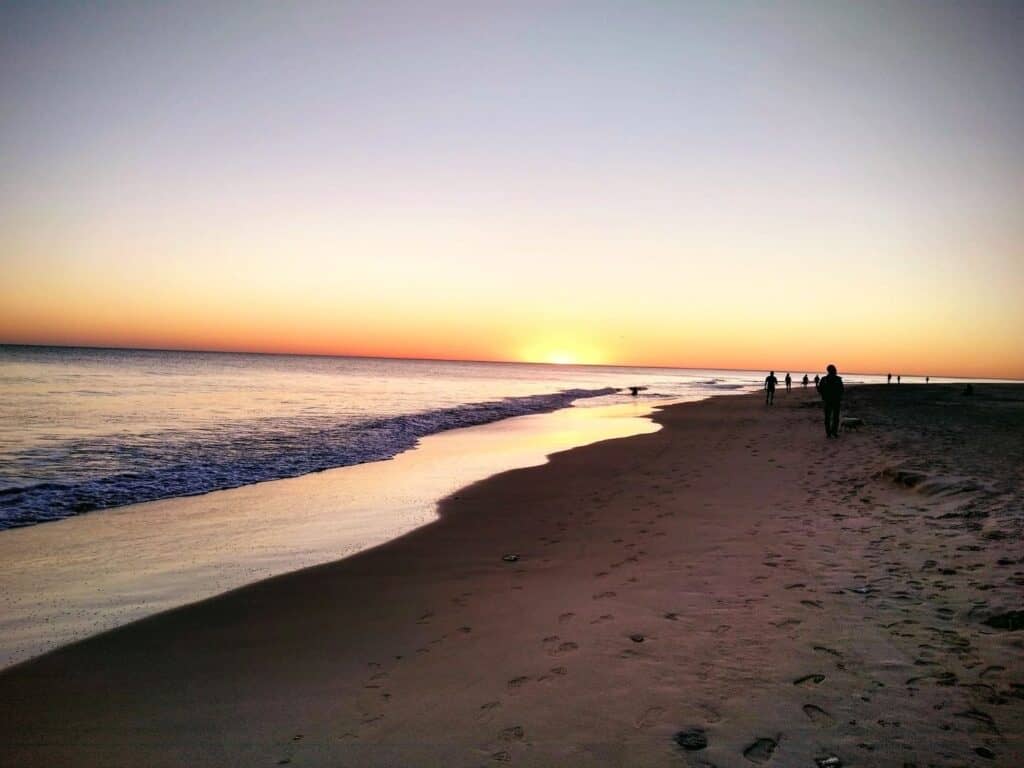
2,3,1023,379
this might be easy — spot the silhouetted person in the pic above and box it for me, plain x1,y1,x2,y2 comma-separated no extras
897,374,901,384
802,374,809,388
784,372,792,392
818,364,844,438
764,371,778,405
887,372,892,384
814,373,820,389
925,376,929,383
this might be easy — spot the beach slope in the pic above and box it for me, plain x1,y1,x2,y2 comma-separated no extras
1,385,1021,767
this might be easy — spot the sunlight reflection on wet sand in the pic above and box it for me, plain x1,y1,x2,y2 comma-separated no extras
0,400,662,669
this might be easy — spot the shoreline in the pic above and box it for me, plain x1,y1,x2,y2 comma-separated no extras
1,385,1021,766
0,398,662,669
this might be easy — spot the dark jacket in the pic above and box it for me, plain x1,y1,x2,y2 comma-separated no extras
818,373,844,403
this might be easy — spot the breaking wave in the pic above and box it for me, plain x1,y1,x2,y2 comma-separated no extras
0,388,616,529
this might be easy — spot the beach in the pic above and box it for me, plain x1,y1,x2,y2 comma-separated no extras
1,384,1021,767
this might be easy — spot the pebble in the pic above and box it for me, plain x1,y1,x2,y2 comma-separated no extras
673,728,707,751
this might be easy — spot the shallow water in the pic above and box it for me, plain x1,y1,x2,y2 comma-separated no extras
0,346,766,528
0,400,661,668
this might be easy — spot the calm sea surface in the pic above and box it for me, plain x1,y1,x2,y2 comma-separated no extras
0,346,775,529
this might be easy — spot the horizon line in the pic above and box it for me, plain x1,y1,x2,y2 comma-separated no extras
0,341,1012,383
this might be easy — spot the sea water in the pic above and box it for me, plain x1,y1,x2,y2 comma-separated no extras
0,345,760,529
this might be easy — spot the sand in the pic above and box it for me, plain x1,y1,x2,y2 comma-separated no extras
0,384,1021,767
0,401,658,669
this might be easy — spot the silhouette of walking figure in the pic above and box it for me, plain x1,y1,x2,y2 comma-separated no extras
887,372,892,384
802,374,809,388
814,373,820,389
818,364,844,438
784,373,792,392
897,374,901,384
764,371,778,405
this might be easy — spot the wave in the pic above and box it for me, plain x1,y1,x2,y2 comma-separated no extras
0,387,617,530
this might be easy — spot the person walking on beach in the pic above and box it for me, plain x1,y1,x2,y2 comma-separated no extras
818,364,844,438
887,372,892,384
802,374,809,388
764,371,778,405
897,374,901,384
784,373,792,392
814,373,820,389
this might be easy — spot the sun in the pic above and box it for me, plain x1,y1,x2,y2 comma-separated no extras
519,338,604,366
547,352,577,365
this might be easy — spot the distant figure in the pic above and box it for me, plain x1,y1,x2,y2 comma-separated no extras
764,371,778,405
784,373,792,392
897,374,901,384
814,373,820,389
925,376,930,384
887,372,892,384
802,374,809,388
628,386,641,396
818,364,845,438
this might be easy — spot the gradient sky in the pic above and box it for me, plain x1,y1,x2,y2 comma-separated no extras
2,1,1022,377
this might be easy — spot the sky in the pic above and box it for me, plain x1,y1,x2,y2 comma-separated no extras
1,1,1022,378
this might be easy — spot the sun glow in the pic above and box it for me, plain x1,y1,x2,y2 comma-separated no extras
547,352,577,366
519,338,606,367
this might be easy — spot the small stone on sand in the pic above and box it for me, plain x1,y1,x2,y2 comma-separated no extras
673,728,707,751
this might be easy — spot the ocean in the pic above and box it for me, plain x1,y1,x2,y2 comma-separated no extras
0,345,763,530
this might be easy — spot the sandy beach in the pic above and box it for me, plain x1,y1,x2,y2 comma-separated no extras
1,384,1021,767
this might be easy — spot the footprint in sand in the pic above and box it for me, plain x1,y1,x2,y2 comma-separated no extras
548,666,568,676
802,704,835,726
499,725,524,741
813,645,842,658
743,736,778,763
558,612,575,624
793,673,826,686
507,676,531,690
593,591,617,600
478,701,501,723
698,704,722,724
635,706,666,729
591,614,615,625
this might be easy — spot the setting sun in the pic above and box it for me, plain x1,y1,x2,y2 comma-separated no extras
518,338,606,367
547,353,577,366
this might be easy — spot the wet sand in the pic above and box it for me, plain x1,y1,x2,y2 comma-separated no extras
0,402,658,669
1,385,1021,767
